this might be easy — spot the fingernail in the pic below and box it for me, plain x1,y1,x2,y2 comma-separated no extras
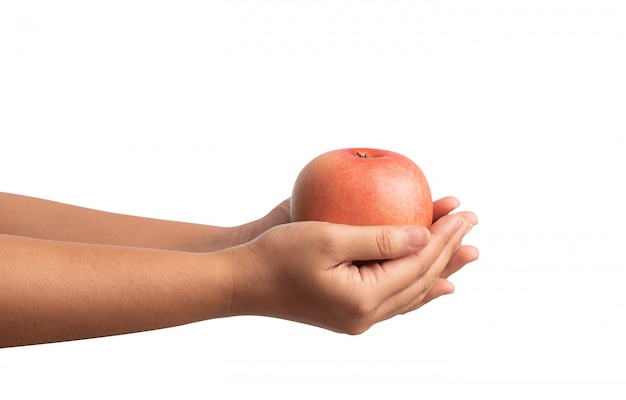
406,226,430,248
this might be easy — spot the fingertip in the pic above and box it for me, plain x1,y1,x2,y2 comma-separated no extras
469,245,479,260
432,196,461,222
468,212,478,225
443,279,455,295
437,195,459,205
423,279,456,304
461,245,479,263
456,211,478,226
435,196,459,209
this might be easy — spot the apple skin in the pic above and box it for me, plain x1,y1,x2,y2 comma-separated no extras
290,148,433,227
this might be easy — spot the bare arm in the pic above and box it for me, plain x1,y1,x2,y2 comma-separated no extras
0,233,237,347
0,193,290,251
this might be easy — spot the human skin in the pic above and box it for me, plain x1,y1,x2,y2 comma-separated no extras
0,193,291,252
0,193,477,347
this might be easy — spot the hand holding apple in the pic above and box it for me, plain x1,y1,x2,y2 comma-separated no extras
232,198,478,334
225,150,478,334
290,148,433,227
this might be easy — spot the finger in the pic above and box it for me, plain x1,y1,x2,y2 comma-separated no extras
395,278,455,316
420,278,455,305
396,245,479,314
385,220,478,316
440,245,479,279
362,277,455,327
416,212,476,271
369,213,474,316
327,224,431,264
432,196,460,222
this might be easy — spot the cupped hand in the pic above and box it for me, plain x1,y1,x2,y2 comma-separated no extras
230,199,478,334
229,199,291,247
429,196,479,288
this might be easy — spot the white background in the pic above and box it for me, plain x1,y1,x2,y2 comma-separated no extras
1,0,625,398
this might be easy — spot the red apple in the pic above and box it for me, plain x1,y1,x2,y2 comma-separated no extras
290,148,433,227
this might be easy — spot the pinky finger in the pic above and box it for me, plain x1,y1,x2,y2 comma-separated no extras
372,278,454,325
440,245,479,279
422,278,455,304
398,278,455,315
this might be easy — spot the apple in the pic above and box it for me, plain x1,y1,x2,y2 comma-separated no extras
290,148,433,227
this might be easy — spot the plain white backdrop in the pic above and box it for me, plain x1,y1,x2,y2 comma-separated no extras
1,0,625,398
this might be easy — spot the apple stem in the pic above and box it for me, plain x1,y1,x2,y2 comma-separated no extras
356,151,369,158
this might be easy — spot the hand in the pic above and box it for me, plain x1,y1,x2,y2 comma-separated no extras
230,197,478,334
427,196,480,299
230,199,291,246
257,198,292,231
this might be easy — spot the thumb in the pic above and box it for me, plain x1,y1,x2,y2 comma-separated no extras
331,225,430,263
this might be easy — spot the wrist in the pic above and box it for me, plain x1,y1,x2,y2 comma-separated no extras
219,240,274,318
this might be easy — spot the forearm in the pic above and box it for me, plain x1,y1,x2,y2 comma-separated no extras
0,234,236,347
0,192,241,251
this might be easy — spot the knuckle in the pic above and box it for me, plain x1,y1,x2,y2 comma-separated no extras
374,229,396,259
352,297,376,318
314,223,344,255
338,297,377,335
